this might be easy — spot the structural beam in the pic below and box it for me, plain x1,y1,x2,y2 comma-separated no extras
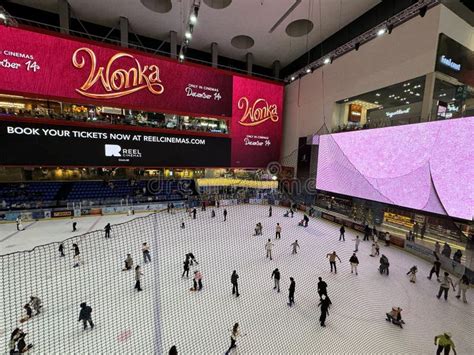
119,16,129,48
57,0,70,35
170,31,177,59
246,52,253,75
211,42,218,68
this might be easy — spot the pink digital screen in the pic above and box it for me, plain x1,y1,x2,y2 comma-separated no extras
316,117,474,220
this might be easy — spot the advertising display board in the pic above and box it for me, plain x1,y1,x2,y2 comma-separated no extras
0,26,284,168
0,119,231,167
435,33,473,87
316,117,474,220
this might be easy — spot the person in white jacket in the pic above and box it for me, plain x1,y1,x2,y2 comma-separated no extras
370,243,377,257
225,323,245,355
265,239,274,260
455,274,470,303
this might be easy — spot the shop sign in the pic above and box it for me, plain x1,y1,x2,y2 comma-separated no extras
385,108,410,118
439,55,461,71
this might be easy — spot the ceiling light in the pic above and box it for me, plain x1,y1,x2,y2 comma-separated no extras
323,57,331,65
416,93,420,96
305,68,311,73
344,98,349,102
291,76,295,81
374,101,379,104
190,13,197,24
0,13,6,20
406,82,410,86
185,31,192,39
376,93,380,97
179,53,185,60
406,101,410,104
377,28,387,36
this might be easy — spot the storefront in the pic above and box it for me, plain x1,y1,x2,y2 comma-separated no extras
0,25,284,169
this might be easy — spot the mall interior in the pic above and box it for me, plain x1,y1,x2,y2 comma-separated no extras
0,0,473,354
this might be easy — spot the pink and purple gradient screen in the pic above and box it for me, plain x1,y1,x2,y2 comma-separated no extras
316,117,474,220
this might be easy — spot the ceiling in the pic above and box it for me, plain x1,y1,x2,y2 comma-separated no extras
9,0,381,67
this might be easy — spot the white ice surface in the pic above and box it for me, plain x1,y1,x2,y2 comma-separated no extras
0,205,472,354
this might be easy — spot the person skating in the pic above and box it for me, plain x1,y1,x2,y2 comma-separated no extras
211,209,215,218
78,302,94,330
339,225,345,241
434,241,441,255
353,235,360,252
72,221,77,232
289,208,294,218
385,306,404,328
269,206,272,217
58,243,65,257
428,254,442,281
29,296,41,315
254,223,262,236
9,328,32,354
318,294,331,327
225,323,246,355
180,219,185,229
363,224,371,241
142,242,151,263
123,254,133,271
317,277,328,299
192,270,203,291
287,277,295,306
182,258,190,278
374,241,380,256
406,266,417,283
231,270,239,297
135,265,143,291
187,253,199,266
441,243,452,258
455,274,470,303
303,214,309,227
192,208,197,220
326,251,341,273
201,201,206,211
223,209,227,221
291,240,300,254
384,232,391,246
71,243,80,267
379,254,390,275
370,243,377,257
104,223,111,239
271,268,281,292
434,332,457,355
265,239,274,260
452,250,462,264
167,203,171,213
349,253,359,275
16,216,22,231
21,304,32,322
275,223,281,239
437,272,455,300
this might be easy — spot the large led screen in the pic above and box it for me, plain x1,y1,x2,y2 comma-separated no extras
316,117,474,220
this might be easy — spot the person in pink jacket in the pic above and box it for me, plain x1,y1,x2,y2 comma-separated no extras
193,270,203,291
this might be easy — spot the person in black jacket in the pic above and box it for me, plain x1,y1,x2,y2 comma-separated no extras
78,302,94,330
72,243,80,267
318,294,332,327
104,223,111,238
182,259,190,278
339,225,345,241
231,270,239,297
287,277,295,306
58,243,65,257
303,214,309,227
271,268,281,292
223,209,228,221
72,221,77,232
192,208,197,219
268,206,272,217
363,224,371,241
317,277,328,300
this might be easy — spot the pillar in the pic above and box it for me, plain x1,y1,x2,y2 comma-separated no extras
272,60,281,79
246,52,253,75
119,16,129,48
211,42,218,68
170,31,177,59
58,0,70,35
420,72,436,122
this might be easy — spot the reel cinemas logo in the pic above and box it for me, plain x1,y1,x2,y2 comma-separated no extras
105,144,142,159
72,48,165,99
237,97,279,127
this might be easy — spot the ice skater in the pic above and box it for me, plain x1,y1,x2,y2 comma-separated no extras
339,225,345,241
16,216,22,231
455,274,470,303
29,296,42,315
135,265,143,291
211,209,215,218
78,302,94,330
192,270,203,291
71,243,80,267
370,243,377,257
254,223,262,236
122,254,133,271
21,304,32,323
291,240,300,254
58,243,65,257
275,223,281,239
142,242,151,263
379,254,390,275
265,239,274,260
182,259,190,278
434,332,457,355
375,241,380,256
269,206,272,217
9,328,33,353
303,214,309,227
385,306,404,328
363,224,371,241
231,270,240,297
318,294,331,327
180,219,185,229
192,208,197,219
384,232,391,246
326,251,341,273
349,253,359,275
72,221,77,232
317,277,328,299
104,223,111,238
287,277,295,306
225,323,246,355
406,265,417,283
437,272,455,300
187,253,199,266
223,208,227,221
353,236,360,252
271,268,281,292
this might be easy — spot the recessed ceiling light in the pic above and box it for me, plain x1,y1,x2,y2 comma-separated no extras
376,93,380,97
406,101,410,104
377,28,387,36
323,57,331,65
374,101,379,104
416,93,420,96
291,76,295,81
305,68,311,73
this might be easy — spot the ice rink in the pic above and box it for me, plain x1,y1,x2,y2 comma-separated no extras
0,205,472,354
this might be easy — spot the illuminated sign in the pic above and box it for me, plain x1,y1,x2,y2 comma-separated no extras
385,108,411,118
237,97,279,127
439,55,461,71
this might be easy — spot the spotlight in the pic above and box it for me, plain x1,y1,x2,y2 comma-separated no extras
377,28,387,36
419,5,428,18
355,42,360,51
291,76,295,81
185,31,192,39
323,57,331,65
272,175,277,181
305,68,311,74
0,13,6,21
179,52,185,61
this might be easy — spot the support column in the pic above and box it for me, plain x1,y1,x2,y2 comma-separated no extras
420,72,436,122
119,16,129,48
57,0,70,35
246,52,253,75
272,60,281,79
211,42,218,68
170,31,177,59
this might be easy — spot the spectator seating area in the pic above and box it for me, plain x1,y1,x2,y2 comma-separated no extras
0,179,194,210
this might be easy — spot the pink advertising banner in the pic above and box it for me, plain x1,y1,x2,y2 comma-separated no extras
0,25,232,117
231,76,284,167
